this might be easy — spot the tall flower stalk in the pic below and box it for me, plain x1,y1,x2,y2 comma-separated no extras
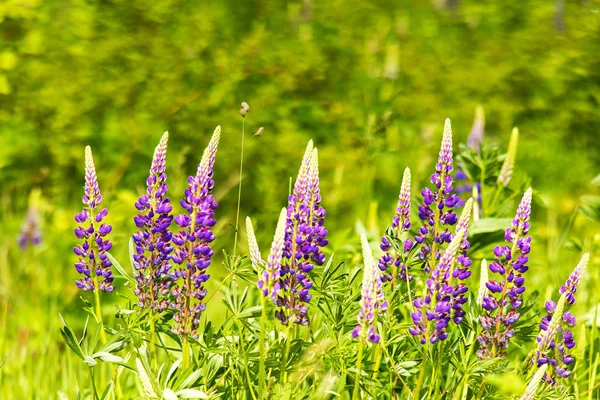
73,146,114,336
531,253,588,384
255,208,286,396
379,167,414,287
414,118,459,273
274,141,328,327
132,132,174,363
478,188,533,358
171,126,221,367
352,234,387,399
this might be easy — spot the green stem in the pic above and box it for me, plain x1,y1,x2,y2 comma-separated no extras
89,367,100,400
414,327,430,399
259,296,267,399
182,335,190,369
236,320,258,400
149,310,156,370
281,325,293,384
92,279,107,344
233,117,245,257
352,340,364,400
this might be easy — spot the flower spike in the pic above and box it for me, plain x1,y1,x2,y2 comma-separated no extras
73,146,114,292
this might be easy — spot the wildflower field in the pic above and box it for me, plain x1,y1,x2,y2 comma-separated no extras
1,1,600,399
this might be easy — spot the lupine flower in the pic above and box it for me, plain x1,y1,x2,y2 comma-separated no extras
497,127,519,188
532,254,588,385
245,216,263,269
414,119,460,272
457,106,485,207
73,146,114,292
450,198,473,325
257,208,286,297
409,229,466,344
379,167,414,284
478,188,533,358
170,126,221,339
352,234,387,343
19,206,42,249
467,105,485,150
274,141,328,326
521,364,547,400
132,132,174,312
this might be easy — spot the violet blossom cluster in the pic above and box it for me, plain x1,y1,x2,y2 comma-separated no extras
449,198,474,325
533,253,588,384
73,146,114,292
379,167,415,284
478,188,533,358
265,141,328,326
414,119,460,273
409,227,466,344
353,234,387,343
132,132,174,312
19,206,42,249
456,106,485,207
170,126,221,339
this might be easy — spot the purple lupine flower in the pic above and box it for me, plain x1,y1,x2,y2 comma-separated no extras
274,141,328,326
257,208,286,297
19,206,42,249
379,167,414,284
414,119,460,273
353,234,387,343
466,105,485,150
477,188,533,358
457,107,485,207
533,253,588,385
409,228,466,344
132,132,174,312
170,126,221,339
73,146,114,292
449,198,473,325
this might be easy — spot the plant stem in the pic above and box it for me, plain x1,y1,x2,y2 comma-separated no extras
414,327,430,399
352,340,364,400
149,310,156,370
281,325,293,384
259,295,267,399
236,320,258,400
233,117,245,257
182,335,190,369
89,367,100,400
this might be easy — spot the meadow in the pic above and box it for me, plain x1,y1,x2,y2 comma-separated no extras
1,1,600,399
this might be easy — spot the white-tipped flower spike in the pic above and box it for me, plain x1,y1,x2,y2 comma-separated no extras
394,167,411,232
352,234,386,343
560,253,589,305
497,127,519,188
477,259,489,306
197,126,221,184
521,364,547,400
246,217,262,269
467,105,485,149
438,118,453,173
257,208,287,298
457,198,474,239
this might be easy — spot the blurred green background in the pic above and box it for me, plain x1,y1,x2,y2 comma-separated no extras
1,0,600,397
